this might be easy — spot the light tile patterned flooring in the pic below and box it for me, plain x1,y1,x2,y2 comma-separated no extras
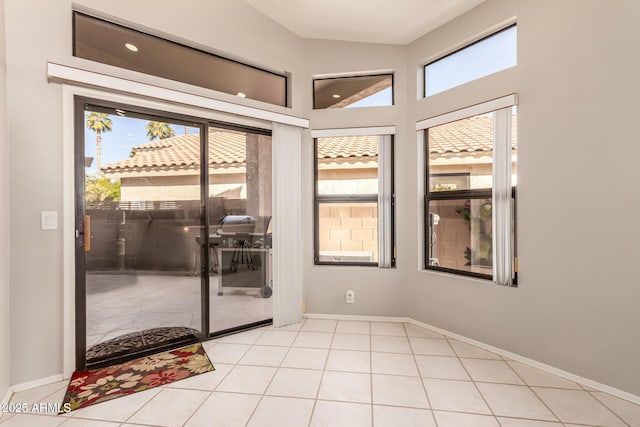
2,319,640,426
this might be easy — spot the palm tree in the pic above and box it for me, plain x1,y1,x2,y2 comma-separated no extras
86,112,113,175
146,121,175,141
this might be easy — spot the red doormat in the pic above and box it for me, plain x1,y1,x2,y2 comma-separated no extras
61,343,214,413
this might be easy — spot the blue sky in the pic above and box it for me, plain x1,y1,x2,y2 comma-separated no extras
86,25,515,174
84,113,198,175
346,86,393,108
426,25,516,96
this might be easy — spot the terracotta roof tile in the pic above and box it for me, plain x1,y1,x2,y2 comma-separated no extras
103,132,382,173
317,135,379,159
102,115,516,173
429,114,517,154
102,131,246,172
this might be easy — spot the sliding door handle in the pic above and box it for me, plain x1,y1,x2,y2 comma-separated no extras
83,215,91,252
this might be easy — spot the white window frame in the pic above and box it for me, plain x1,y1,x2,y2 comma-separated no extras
417,94,517,285
423,23,517,98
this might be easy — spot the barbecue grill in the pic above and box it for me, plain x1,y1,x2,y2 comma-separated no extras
213,215,272,298
215,215,272,249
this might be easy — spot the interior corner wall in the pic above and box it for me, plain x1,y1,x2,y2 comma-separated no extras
0,0,11,402
404,0,640,396
301,39,408,317
4,0,640,399
4,0,304,386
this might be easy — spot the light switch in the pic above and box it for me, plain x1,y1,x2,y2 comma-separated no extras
41,211,58,230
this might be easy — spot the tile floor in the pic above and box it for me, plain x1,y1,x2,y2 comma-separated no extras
2,319,640,427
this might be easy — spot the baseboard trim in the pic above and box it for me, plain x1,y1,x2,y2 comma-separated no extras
304,313,409,323
405,319,640,406
12,315,640,407
11,374,64,394
305,313,640,406
1,386,12,406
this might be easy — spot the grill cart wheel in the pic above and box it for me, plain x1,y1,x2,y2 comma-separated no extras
260,285,272,298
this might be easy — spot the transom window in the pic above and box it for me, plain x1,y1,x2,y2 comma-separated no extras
73,12,288,107
424,24,517,97
313,74,393,109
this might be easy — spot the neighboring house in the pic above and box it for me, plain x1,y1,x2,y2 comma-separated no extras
428,113,518,190
101,116,516,266
101,115,516,199
102,130,249,202
426,113,518,271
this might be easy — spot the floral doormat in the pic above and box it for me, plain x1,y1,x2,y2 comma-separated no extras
61,343,214,413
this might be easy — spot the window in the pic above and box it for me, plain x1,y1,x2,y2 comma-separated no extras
424,25,517,97
313,74,393,109
314,133,394,267
73,12,288,107
423,99,517,285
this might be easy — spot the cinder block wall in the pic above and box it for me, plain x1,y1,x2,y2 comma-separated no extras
318,203,378,261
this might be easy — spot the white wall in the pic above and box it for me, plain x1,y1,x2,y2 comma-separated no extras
302,39,407,317
404,0,640,396
0,0,11,402
4,0,640,398
4,0,304,385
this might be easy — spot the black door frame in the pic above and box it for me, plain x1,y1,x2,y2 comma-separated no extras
74,96,210,370
74,96,274,370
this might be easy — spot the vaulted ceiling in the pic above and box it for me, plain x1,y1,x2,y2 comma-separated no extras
245,0,485,45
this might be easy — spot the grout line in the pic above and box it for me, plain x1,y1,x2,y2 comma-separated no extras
240,325,295,427
239,319,307,426
404,317,640,406
180,345,238,427
445,335,501,424
10,320,640,426
370,322,374,427
307,319,336,427
179,390,212,427
582,390,631,427
0,413,15,425
119,387,166,425
433,411,570,425
404,322,438,427
503,361,565,424
515,378,564,424
492,413,616,427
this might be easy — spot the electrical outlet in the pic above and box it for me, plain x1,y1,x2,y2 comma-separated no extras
346,289,355,304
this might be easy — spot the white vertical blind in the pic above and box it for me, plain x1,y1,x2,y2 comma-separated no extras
378,135,393,268
271,123,304,327
492,108,513,286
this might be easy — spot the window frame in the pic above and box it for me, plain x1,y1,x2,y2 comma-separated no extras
72,11,289,107
423,23,517,98
423,189,517,282
422,102,517,285
312,73,395,110
313,135,395,267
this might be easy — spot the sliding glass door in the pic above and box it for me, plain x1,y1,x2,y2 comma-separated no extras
75,98,273,369
207,126,273,333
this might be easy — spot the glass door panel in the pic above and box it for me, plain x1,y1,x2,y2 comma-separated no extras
208,127,273,333
80,102,204,367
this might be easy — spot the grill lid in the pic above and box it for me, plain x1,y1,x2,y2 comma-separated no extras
217,215,271,236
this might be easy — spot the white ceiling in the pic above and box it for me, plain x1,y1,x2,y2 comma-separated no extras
245,0,485,45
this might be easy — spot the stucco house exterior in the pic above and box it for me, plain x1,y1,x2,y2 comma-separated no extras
100,115,516,268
